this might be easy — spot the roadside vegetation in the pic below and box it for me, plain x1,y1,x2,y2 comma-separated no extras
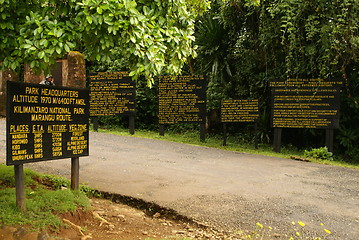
0,164,91,231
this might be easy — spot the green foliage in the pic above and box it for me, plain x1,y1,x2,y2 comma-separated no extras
42,174,70,190
0,0,209,81
86,0,359,163
80,184,103,198
134,77,159,129
0,165,17,187
0,188,89,230
192,0,359,162
304,147,334,161
194,1,231,110
0,164,41,188
42,173,103,197
0,164,90,230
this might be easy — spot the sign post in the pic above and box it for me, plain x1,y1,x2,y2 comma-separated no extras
14,164,25,211
158,75,207,141
6,81,90,209
325,129,334,152
89,72,136,134
71,157,80,190
270,79,342,152
273,128,282,153
220,99,259,147
159,124,165,136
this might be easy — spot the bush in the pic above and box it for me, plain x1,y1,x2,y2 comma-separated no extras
304,147,334,161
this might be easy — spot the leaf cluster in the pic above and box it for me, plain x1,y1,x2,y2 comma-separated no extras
0,0,210,81
304,147,334,161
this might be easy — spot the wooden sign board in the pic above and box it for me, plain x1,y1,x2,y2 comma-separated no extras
158,75,206,124
270,79,342,129
6,81,90,165
89,72,136,116
221,99,259,122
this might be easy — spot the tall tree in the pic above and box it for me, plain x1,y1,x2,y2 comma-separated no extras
194,0,359,157
0,0,209,82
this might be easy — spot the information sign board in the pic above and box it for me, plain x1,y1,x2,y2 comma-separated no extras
158,75,206,124
270,79,342,129
89,72,136,116
221,99,259,122
6,81,90,165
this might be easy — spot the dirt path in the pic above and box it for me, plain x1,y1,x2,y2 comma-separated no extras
1,118,358,239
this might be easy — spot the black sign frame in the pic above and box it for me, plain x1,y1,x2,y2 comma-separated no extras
88,72,136,117
6,81,90,165
158,75,207,125
220,99,260,148
270,79,342,129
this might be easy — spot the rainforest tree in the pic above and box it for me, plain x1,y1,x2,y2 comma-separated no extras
0,0,209,81
193,0,358,159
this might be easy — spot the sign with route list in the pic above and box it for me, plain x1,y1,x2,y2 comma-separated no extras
270,79,342,129
158,75,206,124
89,72,136,116
221,99,259,122
6,81,90,165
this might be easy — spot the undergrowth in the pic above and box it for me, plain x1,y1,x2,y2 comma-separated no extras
0,164,93,231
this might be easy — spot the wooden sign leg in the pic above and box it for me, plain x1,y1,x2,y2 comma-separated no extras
129,115,135,135
200,123,206,142
14,164,26,211
71,157,80,190
325,129,334,153
254,121,259,149
223,123,227,146
273,127,282,153
93,117,99,132
159,124,165,136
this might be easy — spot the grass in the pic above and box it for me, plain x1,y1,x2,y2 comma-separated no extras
92,124,359,169
0,164,91,231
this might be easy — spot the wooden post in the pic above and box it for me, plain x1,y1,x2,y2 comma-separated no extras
93,117,99,132
223,123,227,146
71,157,80,190
65,52,85,192
200,123,206,142
129,115,135,135
14,164,26,211
273,127,282,153
254,120,259,149
325,129,334,153
159,124,165,136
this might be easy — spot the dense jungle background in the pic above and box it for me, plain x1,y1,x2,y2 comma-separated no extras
2,0,357,162
88,0,359,163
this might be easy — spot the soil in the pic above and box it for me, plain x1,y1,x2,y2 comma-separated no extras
0,197,243,240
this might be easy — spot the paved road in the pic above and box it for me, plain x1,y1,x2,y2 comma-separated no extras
1,118,358,239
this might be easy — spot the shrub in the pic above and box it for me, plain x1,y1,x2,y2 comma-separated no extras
304,147,334,161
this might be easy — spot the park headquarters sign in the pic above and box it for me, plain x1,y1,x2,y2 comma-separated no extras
6,81,90,165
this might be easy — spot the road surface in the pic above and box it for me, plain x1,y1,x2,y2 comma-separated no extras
0,118,358,239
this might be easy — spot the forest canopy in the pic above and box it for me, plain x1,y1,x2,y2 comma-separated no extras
0,0,210,80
